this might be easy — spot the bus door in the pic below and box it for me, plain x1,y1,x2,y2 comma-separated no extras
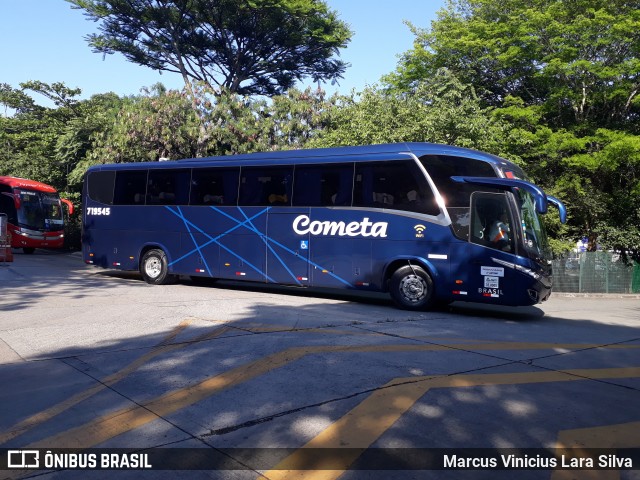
267,207,310,286
454,192,516,303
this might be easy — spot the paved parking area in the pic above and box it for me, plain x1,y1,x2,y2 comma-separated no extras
1,250,639,479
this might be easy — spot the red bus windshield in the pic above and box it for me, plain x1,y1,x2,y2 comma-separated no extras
16,189,64,232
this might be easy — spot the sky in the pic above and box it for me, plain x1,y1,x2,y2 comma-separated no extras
0,1,446,107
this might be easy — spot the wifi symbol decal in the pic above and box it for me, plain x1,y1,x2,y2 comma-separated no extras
414,224,426,237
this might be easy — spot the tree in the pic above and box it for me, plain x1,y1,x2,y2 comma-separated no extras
385,0,640,259
1,83,129,192
386,0,640,131
263,87,338,149
73,85,200,174
69,84,337,182
313,69,508,154
67,0,352,96
0,82,83,189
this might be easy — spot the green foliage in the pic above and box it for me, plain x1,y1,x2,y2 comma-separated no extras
387,0,640,131
57,92,127,187
68,83,338,182
492,111,640,257
60,191,83,249
20,81,82,111
0,83,39,113
0,82,86,189
71,85,200,179
313,69,508,155
267,87,337,149
1,83,127,189
67,0,352,96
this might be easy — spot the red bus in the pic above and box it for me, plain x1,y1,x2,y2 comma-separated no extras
0,176,74,254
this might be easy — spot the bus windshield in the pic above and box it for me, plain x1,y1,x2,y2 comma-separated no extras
17,190,64,231
517,188,551,262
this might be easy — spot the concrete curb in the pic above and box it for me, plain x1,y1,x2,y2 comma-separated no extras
553,292,640,299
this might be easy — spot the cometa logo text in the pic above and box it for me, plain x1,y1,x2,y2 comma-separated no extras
293,215,388,238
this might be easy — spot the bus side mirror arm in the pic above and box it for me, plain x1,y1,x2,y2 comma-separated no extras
62,198,74,215
547,195,567,224
450,176,548,214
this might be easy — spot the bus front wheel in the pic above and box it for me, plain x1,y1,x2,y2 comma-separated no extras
140,249,174,285
389,265,434,310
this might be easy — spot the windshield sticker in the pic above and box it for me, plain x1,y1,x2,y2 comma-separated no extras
481,266,504,277
484,276,499,288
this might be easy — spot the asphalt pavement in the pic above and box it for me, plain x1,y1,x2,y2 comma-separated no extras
1,249,639,480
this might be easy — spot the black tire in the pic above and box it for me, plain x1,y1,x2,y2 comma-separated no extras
23,247,35,254
389,265,434,310
140,249,174,285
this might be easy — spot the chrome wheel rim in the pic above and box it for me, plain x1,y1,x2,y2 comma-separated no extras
399,274,427,303
145,257,162,278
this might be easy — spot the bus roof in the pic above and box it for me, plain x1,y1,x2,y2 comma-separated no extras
87,142,520,172
0,176,57,193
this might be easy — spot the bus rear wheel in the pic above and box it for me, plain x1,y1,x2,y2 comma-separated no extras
23,247,35,254
140,249,174,285
389,265,434,310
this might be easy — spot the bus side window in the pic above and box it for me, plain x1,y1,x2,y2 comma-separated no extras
397,161,439,215
334,167,354,206
292,163,354,207
239,170,263,205
240,166,293,206
113,170,148,205
293,168,322,206
420,154,497,239
222,170,240,205
87,171,115,205
147,169,190,205
354,166,375,207
354,161,438,215
190,168,239,206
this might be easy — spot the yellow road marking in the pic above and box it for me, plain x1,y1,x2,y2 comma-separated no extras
264,368,640,480
1,320,233,444
24,340,640,450
28,345,316,448
552,421,640,480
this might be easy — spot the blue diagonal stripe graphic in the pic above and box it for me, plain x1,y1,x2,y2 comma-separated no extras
237,208,302,286
164,206,352,287
174,206,212,276
165,206,273,282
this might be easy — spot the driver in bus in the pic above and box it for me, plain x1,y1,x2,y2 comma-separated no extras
489,209,511,251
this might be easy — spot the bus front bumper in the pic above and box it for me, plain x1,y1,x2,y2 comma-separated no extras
10,227,64,249
527,282,552,304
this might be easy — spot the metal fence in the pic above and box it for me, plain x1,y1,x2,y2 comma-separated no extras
552,252,640,294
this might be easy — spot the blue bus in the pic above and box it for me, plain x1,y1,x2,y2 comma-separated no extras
82,143,566,310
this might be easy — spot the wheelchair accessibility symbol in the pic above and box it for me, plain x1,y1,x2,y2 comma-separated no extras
300,240,309,250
